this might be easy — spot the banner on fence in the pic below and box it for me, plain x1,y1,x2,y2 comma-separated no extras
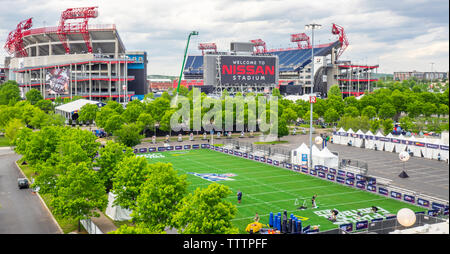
139,148,147,153
166,146,174,151
318,172,325,178
339,223,353,232
390,191,402,199
338,170,346,176
378,187,388,196
356,181,365,189
329,168,337,174
367,185,376,192
345,178,355,186
337,176,345,184
327,174,335,181
310,169,317,176
158,147,165,152
403,194,415,203
355,220,369,230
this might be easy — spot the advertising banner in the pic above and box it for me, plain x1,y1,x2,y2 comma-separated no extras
431,202,446,211
355,221,369,231
192,144,200,149
133,149,138,154
310,169,317,176
327,174,335,181
378,187,388,196
368,178,376,185
356,174,364,181
318,172,325,178
346,172,355,178
175,146,182,150
273,160,279,166
267,158,272,164
329,168,337,174
139,148,147,153
337,176,345,184
294,165,300,171
338,170,346,177
322,167,328,173
403,194,415,204
46,68,69,95
390,191,402,199
417,198,430,208
285,163,292,169
426,143,439,149
345,178,355,186
148,147,156,152
224,149,228,153
219,147,223,152
249,154,254,159
367,185,376,192
414,142,425,147
254,156,259,161
158,147,165,152
260,157,266,162
339,223,353,232
301,166,308,173
229,150,233,154
440,145,449,151
243,153,248,158
356,181,365,189
165,146,173,151
184,145,191,150
220,55,277,85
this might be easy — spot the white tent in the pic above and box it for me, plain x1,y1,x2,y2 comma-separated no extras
319,147,339,168
354,129,365,148
374,131,385,151
407,136,422,157
384,133,395,152
394,134,407,153
346,128,355,146
311,144,324,167
291,143,310,165
441,131,449,145
365,130,375,150
333,127,344,145
105,192,132,221
430,139,442,160
337,127,348,145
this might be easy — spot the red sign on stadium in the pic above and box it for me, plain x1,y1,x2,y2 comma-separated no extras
220,55,277,85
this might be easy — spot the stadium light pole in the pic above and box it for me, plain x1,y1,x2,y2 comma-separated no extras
175,31,199,99
305,23,321,169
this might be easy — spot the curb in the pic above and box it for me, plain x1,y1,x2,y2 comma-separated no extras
14,160,64,234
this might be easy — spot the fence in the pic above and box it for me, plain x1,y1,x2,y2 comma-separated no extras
80,219,103,234
220,139,292,163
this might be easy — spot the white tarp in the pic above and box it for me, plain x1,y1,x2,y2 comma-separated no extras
384,133,395,152
347,128,355,146
291,143,310,165
333,127,343,145
311,144,324,167
374,131,385,151
319,147,339,169
431,139,441,160
441,131,449,145
354,129,365,148
365,130,375,150
105,192,132,221
337,127,347,145
394,134,407,153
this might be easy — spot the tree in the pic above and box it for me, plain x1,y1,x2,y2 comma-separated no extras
382,119,394,135
25,89,43,105
96,141,134,192
122,100,144,123
323,108,340,124
172,183,238,234
421,102,437,117
5,118,25,145
51,162,107,232
115,123,144,147
109,223,162,234
35,99,54,113
104,114,124,135
344,106,360,117
78,103,99,125
361,106,377,119
277,119,289,140
131,163,187,232
328,85,342,98
281,107,297,124
378,103,396,120
112,156,151,210
437,104,449,118
406,101,423,118
0,81,21,105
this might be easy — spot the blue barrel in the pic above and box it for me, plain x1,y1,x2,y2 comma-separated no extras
269,212,274,227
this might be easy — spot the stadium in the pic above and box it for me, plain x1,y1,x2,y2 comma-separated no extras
2,7,148,102
176,24,379,97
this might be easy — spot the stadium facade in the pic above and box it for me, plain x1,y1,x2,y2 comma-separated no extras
178,24,379,98
3,7,148,102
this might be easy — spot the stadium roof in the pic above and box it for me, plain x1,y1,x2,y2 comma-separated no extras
55,99,100,114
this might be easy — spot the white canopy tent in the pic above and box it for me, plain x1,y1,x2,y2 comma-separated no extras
441,131,449,145
365,130,375,150
105,192,132,221
319,147,339,168
333,127,344,145
311,144,324,167
291,143,310,165
430,139,442,160
354,129,365,148
394,134,407,153
338,127,348,145
384,133,395,152
374,131,385,151
407,136,422,157
346,128,355,146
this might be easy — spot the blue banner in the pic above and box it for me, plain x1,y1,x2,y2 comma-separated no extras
158,147,165,152
234,151,239,156
260,157,266,162
175,146,182,150
426,143,439,149
229,150,233,154
310,169,317,176
201,144,209,148
368,178,376,185
355,220,369,230
378,187,388,196
301,166,308,173
215,146,219,151
166,146,174,151
267,158,272,164
327,174,335,181
139,148,147,153
254,156,259,161
314,165,322,170
371,218,383,222
243,153,248,158
346,178,355,186
302,154,308,162
367,185,376,192
219,148,223,152
274,160,279,166
322,166,328,172
440,145,449,151
224,149,228,153
192,144,200,149
337,176,345,184
432,202,446,211
338,170,345,176
390,191,401,199
403,194,415,204
318,172,325,178
356,181,365,189
184,145,191,150
356,174,364,181
249,154,253,159
417,198,430,207
286,163,292,169
427,210,438,216
149,147,156,152
329,168,336,174
346,172,355,178
340,223,353,232
133,149,138,154
293,165,300,171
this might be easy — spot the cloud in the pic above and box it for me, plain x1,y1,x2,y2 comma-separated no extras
0,0,448,75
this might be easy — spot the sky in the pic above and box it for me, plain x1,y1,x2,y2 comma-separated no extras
0,0,448,75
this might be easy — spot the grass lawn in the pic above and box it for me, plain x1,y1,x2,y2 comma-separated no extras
0,136,10,147
142,148,426,233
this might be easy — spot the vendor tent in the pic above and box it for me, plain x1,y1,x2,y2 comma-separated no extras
430,139,442,160
374,131,385,151
365,130,375,150
338,127,348,145
347,128,355,146
291,143,310,165
311,144,324,167
394,134,407,153
319,147,339,168
105,192,132,221
354,129,365,148
384,133,395,152
407,136,423,157
333,127,343,145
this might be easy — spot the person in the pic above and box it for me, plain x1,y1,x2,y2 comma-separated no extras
328,209,338,221
254,212,260,222
371,206,378,213
311,194,318,208
237,190,242,204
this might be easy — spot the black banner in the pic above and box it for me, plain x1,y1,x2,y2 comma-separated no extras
220,55,277,85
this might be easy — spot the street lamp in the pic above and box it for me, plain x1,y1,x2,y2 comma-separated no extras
174,31,199,104
305,23,321,169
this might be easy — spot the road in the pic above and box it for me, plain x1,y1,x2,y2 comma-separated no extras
0,148,61,234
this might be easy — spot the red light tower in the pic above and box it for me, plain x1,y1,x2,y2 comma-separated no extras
290,33,311,49
57,7,99,54
4,18,33,57
331,23,349,59
198,43,217,55
250,39,267,54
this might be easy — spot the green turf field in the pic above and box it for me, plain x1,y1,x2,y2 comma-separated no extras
141,148,426,233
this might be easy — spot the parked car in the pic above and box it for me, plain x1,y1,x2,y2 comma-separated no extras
18,178,29,189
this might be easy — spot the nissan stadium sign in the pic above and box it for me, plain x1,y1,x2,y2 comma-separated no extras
220,55,278,85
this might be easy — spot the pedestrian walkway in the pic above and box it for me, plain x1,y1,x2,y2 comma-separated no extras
91,211,118,234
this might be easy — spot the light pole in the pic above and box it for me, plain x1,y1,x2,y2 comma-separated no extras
305,23,321,169
174,31,199,103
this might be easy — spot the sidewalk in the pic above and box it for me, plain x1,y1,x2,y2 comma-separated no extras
91,210,118,234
